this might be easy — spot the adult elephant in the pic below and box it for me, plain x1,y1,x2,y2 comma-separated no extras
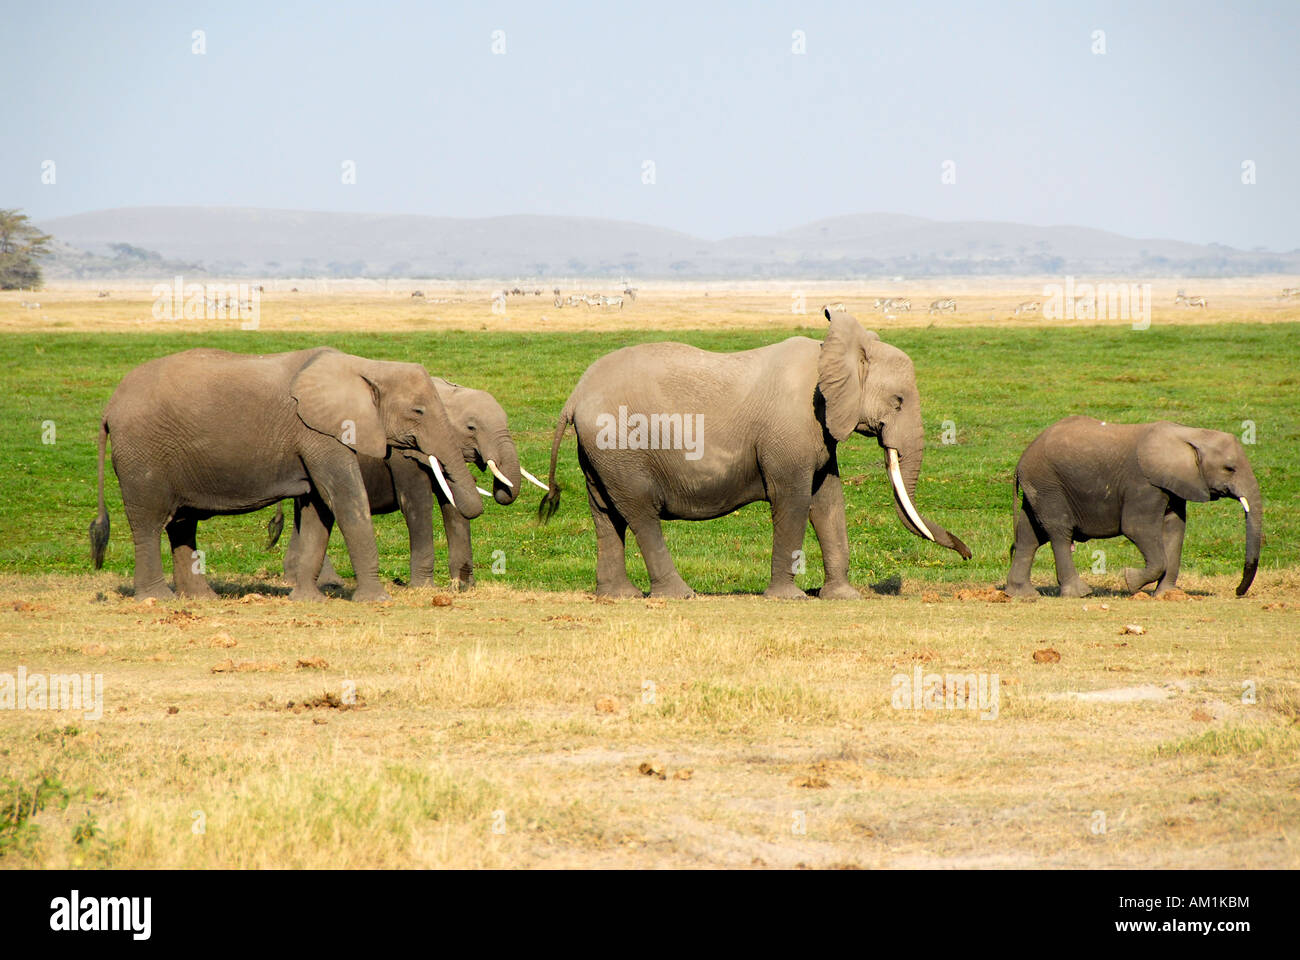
1006,416,1262,598
538,309,970,598
89,348,483,602
268,377,548,589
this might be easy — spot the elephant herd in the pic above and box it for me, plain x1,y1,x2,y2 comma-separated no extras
89,309,1262,602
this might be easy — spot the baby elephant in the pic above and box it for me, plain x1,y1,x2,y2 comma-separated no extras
1006,416,1261,598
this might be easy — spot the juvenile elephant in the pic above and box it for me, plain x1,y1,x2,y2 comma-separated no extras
89,348,483,602
268,378,547,588
538,309,970,598
1006,416,1261,598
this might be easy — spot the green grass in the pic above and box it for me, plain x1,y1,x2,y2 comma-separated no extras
2,323,1295,593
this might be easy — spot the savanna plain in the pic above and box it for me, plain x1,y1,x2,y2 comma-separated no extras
1,279,1297,868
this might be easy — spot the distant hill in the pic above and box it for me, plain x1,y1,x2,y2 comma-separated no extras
36,207,1300,279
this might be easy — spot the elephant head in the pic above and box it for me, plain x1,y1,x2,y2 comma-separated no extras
431,379,522,505
817,309,970,558
1137,423,1261,595
290,350,484,519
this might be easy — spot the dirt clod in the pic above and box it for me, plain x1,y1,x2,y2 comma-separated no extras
1032,648,1061,663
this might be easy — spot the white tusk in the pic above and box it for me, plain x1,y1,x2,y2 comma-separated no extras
477,486,491,497
520,466,550,491
887,447,935,542
429,456,456,509
1239,496,1250,513
486,459,514,488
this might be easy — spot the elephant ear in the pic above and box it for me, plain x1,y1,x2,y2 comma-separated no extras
290,351,388,458
817,309,880,441
1137,424,1213,502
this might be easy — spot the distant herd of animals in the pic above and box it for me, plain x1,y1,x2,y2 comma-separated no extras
87,307,1261,603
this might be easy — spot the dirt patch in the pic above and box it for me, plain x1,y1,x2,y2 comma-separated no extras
211,659,281,673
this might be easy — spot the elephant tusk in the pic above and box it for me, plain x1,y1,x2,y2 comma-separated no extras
1239,496,1250,513
429,456,456,509
477,486,491,498
520,466,550,492
887,447,935,542
486,459,514,489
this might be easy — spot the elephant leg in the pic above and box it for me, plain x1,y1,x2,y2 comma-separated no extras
765,487,814,600
439,503,473,589
626,513,693,599
1050,536,1092,598
281,500,302,586
581,458,640,598
288,494,333,602
808,471,858,600
167,514,215,598
395,470,437,588
316,554,344,589
123,497,173,600
1121,501,1168,594
1005,502,1046,598
309,458,389,603
1154,502,1186,596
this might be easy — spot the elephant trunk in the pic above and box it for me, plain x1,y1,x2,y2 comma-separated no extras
881,417,971,560
483,433,521,506
416,425,484,520
1234,470,1262,597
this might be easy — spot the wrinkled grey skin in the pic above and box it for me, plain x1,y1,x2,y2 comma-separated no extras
1006,416,1261,598
539,310,970,599
273,379,521,589
89,348,483,602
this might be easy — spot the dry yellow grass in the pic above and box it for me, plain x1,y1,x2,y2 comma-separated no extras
4,275,1300,334
2,570,1297,868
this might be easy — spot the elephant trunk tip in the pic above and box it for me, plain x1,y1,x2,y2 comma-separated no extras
1235,561,1257,597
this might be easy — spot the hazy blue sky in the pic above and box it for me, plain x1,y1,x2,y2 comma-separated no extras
4,0,1297,249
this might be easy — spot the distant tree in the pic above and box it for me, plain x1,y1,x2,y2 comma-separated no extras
0,209,53,289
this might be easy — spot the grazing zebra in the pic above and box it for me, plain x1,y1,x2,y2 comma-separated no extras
1281,287,1300,298
1013,300,1041,315
928,298,957,314
623,287,637,301
600,296,624,309
827,302,847,312
1175,293,1207,308
884,297,911,312
411,290,424,298
97,290,110,298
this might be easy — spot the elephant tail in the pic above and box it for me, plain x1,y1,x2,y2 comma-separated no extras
266,501,285,550
89,418,110,569
1009,472,1022,561
538,398,574,523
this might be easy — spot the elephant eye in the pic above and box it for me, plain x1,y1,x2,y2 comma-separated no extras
412,406,426,416
1224,463,1236,472
892,395,904,410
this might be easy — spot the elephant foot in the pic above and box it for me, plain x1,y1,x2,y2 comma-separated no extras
352,583,392,603
289,584,328,603
1123,568,1153,594
818,581,861,600
763,581,810,600
1153,581,1178,598
135,581,175,601
449,576,475,592
1059,580,1093,599
407,575,436,589
650,579,695,600
597,581,644,599
176,580,217,600
316,574,345,590
1004,582,1039,600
